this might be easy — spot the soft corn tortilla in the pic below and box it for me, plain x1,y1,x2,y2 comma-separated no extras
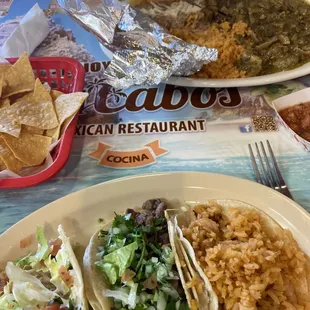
84,217,192,310
166,217,196,309
83,226,113,310
57,225,89,310
166,209,218,310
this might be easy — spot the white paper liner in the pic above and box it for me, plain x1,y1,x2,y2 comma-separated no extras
0,57,9,64
0,0,13,17
0,4,49,58
272,88,310,152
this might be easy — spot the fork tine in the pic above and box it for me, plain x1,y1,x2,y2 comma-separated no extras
255,142,272,187
248,144,263,184
260,141,280,191
266,140,293,199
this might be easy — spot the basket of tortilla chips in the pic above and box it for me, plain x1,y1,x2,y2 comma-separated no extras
0,52,89,188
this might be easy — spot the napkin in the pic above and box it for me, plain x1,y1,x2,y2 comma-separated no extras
0,3,49,58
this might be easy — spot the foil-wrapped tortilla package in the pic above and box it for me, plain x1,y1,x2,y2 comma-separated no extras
57,0,218,88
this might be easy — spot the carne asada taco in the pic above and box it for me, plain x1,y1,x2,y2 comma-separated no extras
83,199,192,310
0,225,88,310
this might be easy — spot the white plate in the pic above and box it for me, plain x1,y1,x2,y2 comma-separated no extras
1,172,310,268
167,62,310,88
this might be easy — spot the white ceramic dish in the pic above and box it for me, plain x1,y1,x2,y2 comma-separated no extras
167,62,310,88
273,88,310,152
100,43,310,88
1,172,310,269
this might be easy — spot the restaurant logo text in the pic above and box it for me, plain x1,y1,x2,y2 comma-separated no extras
76,119,206,136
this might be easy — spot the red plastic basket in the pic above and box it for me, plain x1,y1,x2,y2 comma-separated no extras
0,57,85,189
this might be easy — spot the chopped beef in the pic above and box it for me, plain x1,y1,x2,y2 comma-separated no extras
158,232,170,245
145,215,155,226
142,199,167,217
142,199,157,210
134,213,149,226
126,199,169,244
155,202,166,218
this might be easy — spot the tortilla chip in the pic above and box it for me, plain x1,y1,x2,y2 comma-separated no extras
10,90,34,104
22,125,44,135
50,89,64,101
2,132,52,166
45,126,60,142
0,99,58,137
0,157,6,171
0,64,11,75
2,52,35,97
0,112,21,137
7,100,58,130
0,98,10,109
11,79,52,106
13,79,51,103
0,64,10,91
54,92,89,125
33,78,53,104
0,137,24,173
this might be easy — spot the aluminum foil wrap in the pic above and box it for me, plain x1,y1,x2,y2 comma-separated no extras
57,0,218,88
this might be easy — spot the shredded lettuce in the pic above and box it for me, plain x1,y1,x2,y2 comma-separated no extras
156,263,169,283
5,262,57,308
162,247,175,265
161,284,179,299
127,281,138,309
14,253,33,268
45,244,71,295
103,287,131,305
157,291,167,310
14,226,51,271
96,241,138,285
95,261,118,285
30,225,50,267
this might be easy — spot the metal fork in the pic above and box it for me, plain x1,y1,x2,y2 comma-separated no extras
248,140,293,199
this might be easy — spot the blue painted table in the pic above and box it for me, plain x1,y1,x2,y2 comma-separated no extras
0,0,309,233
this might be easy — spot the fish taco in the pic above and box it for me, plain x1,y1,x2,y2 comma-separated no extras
83,199,215,310
0,225,88,310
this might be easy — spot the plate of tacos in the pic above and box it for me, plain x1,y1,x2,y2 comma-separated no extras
0,172,310,309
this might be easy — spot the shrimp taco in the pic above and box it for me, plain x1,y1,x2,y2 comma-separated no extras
0,225,88,310
172,199,310,309
84,199,197,310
